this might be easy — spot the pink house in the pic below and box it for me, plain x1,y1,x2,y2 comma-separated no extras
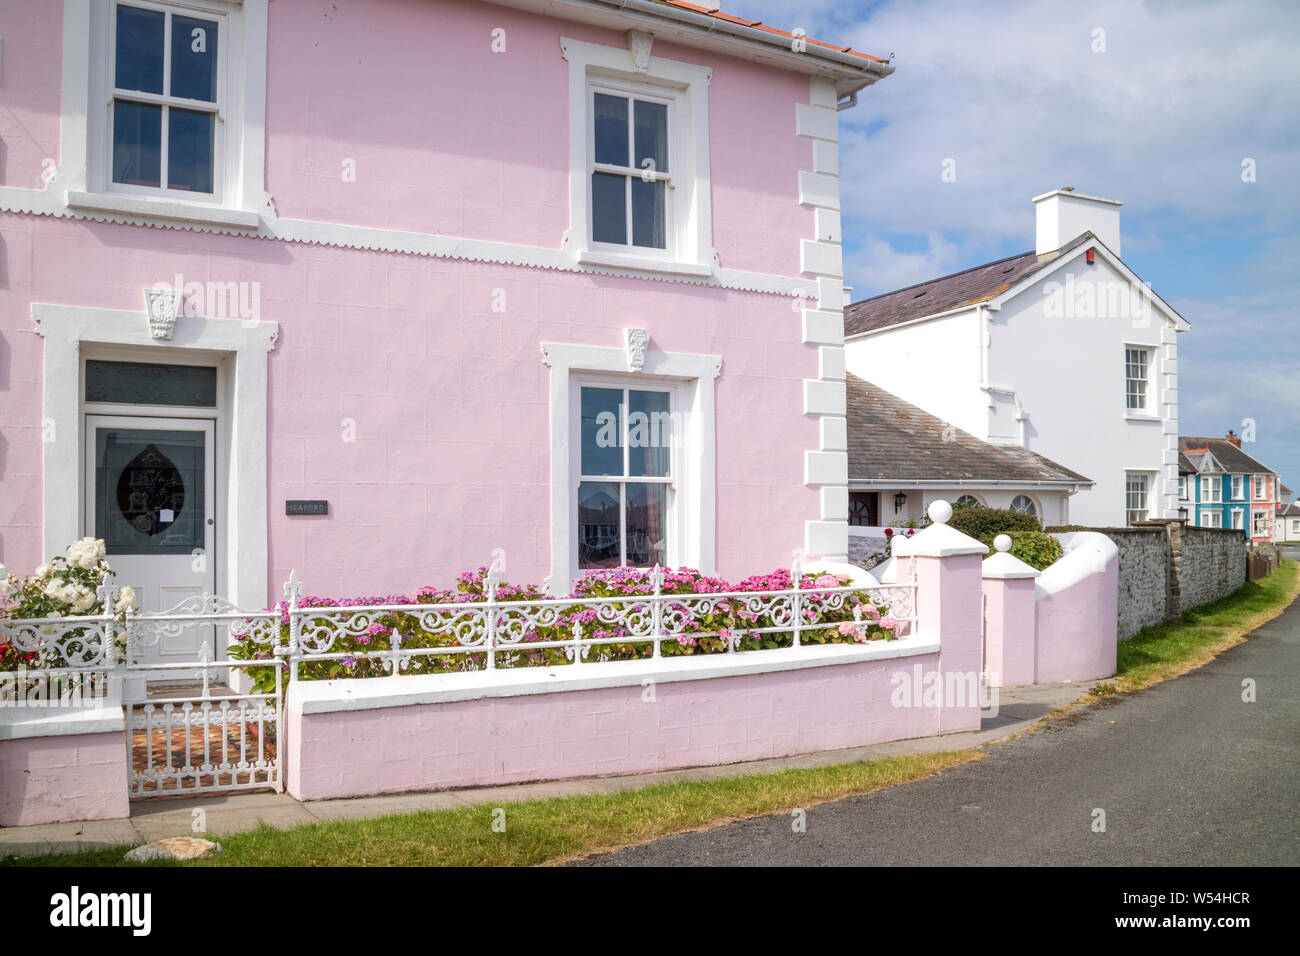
0,0,894,668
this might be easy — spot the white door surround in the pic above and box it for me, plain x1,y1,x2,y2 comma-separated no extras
34,303,277,613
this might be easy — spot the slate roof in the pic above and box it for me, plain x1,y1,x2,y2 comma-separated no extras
844,233,1093,337
846,375,1091,484
1278,502,1300,517
1179,437,1277,476
1178,453,1197,475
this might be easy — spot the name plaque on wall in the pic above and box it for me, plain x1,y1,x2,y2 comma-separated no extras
285,500,329,516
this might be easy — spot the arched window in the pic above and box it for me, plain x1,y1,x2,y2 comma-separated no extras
1010,495,1038,518
954,494,980,509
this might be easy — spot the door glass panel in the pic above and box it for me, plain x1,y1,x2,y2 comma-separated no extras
96,429,206,555
86,360,217,406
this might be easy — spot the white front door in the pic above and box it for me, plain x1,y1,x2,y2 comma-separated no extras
84,415,216,665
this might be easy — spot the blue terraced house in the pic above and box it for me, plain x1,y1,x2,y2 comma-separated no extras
1178,432,1281,543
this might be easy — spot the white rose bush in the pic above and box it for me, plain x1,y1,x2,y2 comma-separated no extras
0,538,134,672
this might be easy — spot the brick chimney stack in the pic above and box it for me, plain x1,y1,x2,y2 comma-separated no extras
1226,430,1242,448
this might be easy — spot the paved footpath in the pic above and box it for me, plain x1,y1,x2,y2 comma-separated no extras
1,683,1084,859
574,604,1300,866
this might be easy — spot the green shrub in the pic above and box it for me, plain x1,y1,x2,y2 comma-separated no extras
946,504,1041,542
1004,530,1063,570
1044,525,1090,533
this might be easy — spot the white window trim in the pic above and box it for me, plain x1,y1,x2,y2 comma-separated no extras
33,302,277,613
1201,474,1222,504
1231,508,1244,530
1125,471,1154,523
1231,474,1245,499
1123,344,1157,419
542,339,721,595
56,0,269,230
561,35,716,279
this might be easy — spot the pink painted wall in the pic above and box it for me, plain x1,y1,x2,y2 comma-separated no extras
1034,554,1119,684
264,0,813,276
982,576,1037,688
0,0,62,191
0,214,820,597
0,729,130,826
909,552,984,733
0,0,826,599
287,655,942,800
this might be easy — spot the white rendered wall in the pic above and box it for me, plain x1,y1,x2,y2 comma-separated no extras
986,255,1177,526
843,309,988,440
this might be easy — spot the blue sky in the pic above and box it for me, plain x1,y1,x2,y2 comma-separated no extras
738,0,1300,496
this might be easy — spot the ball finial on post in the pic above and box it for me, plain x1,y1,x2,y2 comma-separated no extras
927,499,953,525
993,534,1012,553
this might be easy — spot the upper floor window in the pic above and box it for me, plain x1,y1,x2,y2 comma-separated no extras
1231,474,1244,499
1124,346,1152,413
61,0,264,229
562,35,714,277
1254,475,1266,498
1201,475,1222,504
591,87,671,251
110,2,224,198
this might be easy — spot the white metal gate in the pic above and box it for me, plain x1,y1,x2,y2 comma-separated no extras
124,594,284,799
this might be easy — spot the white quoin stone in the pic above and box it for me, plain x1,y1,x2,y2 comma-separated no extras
1033,189,1122,257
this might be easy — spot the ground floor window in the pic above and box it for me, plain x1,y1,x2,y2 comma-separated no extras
1200,510,1222,528
1010,494,1038,519
954,494,981,510
1125,473,1150,525
1253,511,1269,536
848,491,879,526
577,384,673,569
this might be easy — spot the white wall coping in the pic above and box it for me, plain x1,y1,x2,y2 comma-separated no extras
1036,531,1118,599
287,637,942,714
0,702,126,741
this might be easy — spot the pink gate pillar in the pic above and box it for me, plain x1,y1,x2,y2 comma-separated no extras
981,535,1041,688
899,501,989,734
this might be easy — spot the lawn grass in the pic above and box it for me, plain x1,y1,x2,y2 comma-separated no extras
1096,558,1298,696
3,750,978,867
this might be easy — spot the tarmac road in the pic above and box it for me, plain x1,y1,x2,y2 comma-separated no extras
575,601,1300,866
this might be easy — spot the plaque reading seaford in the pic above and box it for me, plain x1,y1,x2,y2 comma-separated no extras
285,500,329,516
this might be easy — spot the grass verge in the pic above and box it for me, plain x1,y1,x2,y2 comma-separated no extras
3,750,978,867
1102,558,1298,695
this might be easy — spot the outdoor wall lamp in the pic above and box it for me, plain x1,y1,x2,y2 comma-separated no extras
894,492,907,513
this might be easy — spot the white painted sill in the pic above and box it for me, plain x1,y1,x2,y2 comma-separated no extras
288,636,942,714
0,701,126,740
67,190,261,230
1122,413,1162,423
578,248,712,278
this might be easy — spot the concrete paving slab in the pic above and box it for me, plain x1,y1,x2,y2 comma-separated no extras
0,818,141,858
132,804,315,843
303,792,471,820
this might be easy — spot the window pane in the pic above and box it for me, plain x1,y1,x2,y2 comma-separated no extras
593,93,628,166
591,172,627,245
115,4,165,94
625,482,667,567
580,387,623,476
112,100,162,187
170,15,219,102
631,178,666,249
633,100,668,174
578,482,621,569
628,390,670,477
86,360,217,407
168,107,215,193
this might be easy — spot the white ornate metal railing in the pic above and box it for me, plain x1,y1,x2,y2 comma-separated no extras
278,560,917,681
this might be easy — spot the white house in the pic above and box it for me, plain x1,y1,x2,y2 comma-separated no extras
843,190,1191,527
